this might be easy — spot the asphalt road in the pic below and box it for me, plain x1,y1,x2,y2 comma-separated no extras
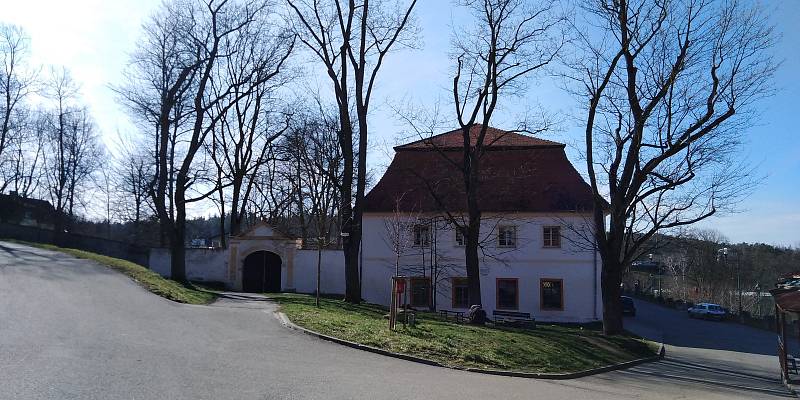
0,241,794,399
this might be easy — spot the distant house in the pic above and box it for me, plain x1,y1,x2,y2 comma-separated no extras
0,192,56,230
360,125,602,322
151,125,603,323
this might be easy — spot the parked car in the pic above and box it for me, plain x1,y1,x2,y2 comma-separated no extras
687,303,727,320
621,296,636,316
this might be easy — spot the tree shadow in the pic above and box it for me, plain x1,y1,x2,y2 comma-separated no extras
627,298,789,357
603,356,795,398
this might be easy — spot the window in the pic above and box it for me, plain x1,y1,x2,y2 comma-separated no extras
497,226,517,248
410,277,431,308
413,224,430,247
496,278,518,310
455,228,465,247
540,279,563,310
452,277,469,308
543,226,561,248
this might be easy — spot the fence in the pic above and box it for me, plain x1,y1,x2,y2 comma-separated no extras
624,270,775,318
0,222,150,266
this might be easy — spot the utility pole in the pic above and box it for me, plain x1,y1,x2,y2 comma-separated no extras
316,236,322,308
719,247,742,319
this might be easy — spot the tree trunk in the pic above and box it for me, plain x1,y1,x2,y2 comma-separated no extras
170,229,187,282
465,212,482,307
339,109,361,303
601,257,624,335
464,156,482,307
171,180,188,282
229,177,242,237
343,221,362,303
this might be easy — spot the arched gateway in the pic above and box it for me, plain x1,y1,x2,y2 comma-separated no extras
228,221,299,292
242,251,282,293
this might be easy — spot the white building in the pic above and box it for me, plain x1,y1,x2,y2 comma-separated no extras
149,125,602,323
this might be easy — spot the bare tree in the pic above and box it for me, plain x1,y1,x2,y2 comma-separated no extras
114,0,199,247
5,109,45,197
289,110,344,305
248,144,295,225
119,0,293,281
0,24,37,193
569,0,776,334
382,193,419,277
281,107,343,242
111,138,153,241
287,0,419,303
206,18,295,243
400,0,564,307
41,69,103,234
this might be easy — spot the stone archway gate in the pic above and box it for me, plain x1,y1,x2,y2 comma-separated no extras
228,222,301,292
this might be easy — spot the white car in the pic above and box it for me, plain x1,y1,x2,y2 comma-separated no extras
688,303,727,320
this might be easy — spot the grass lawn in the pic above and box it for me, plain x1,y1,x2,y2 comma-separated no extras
7,240,216,305
273,293,656,374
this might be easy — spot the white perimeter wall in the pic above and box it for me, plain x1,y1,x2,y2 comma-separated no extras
149,247,345,294
149,247,230,284
293,249,345,295
147,213,602,323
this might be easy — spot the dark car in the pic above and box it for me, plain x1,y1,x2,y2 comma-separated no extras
621,296,636,316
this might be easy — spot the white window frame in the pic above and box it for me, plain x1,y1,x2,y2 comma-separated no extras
497,225,517,248
543,226,561,248
412,224,431,248
455,228,465,247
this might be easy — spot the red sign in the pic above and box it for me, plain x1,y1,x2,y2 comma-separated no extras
395,279,406,293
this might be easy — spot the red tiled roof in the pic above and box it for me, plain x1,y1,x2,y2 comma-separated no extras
365,126,596,213
396,124,563,150
771,288,800,313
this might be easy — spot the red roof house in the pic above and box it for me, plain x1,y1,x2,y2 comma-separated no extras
363,125,596,214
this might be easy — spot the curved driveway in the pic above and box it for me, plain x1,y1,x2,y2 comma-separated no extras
0,241,794,399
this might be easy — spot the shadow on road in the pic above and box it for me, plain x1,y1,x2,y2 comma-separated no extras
616,356,794,398
626,298,790,357
0,242,62,262
609,298,796,398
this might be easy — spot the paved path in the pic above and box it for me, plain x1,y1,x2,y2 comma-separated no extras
0,241,794,399
612,298,795,398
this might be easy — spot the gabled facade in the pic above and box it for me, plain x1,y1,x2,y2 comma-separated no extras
360,125,602,322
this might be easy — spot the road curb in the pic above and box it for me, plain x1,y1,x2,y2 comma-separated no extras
275,311,662,380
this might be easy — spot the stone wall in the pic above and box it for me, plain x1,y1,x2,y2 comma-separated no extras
0,222,150,266
293,249,346,295
148,247,230,284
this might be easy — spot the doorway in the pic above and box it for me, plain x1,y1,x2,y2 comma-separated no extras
242,251,282,293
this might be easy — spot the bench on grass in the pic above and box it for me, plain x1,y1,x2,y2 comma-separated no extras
789,355,799,375
492,310,535,328
439,309,465,323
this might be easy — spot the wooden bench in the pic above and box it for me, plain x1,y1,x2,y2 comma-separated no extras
492,310,535,328
439,309,466,323
789,355,799,375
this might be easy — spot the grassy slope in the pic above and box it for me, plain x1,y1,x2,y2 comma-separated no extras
274,293,656,374
9,241,216,305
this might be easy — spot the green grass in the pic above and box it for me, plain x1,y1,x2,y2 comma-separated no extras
7,240,216,305
273,293,656,374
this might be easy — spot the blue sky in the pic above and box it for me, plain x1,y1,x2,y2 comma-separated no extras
2,0,798,247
